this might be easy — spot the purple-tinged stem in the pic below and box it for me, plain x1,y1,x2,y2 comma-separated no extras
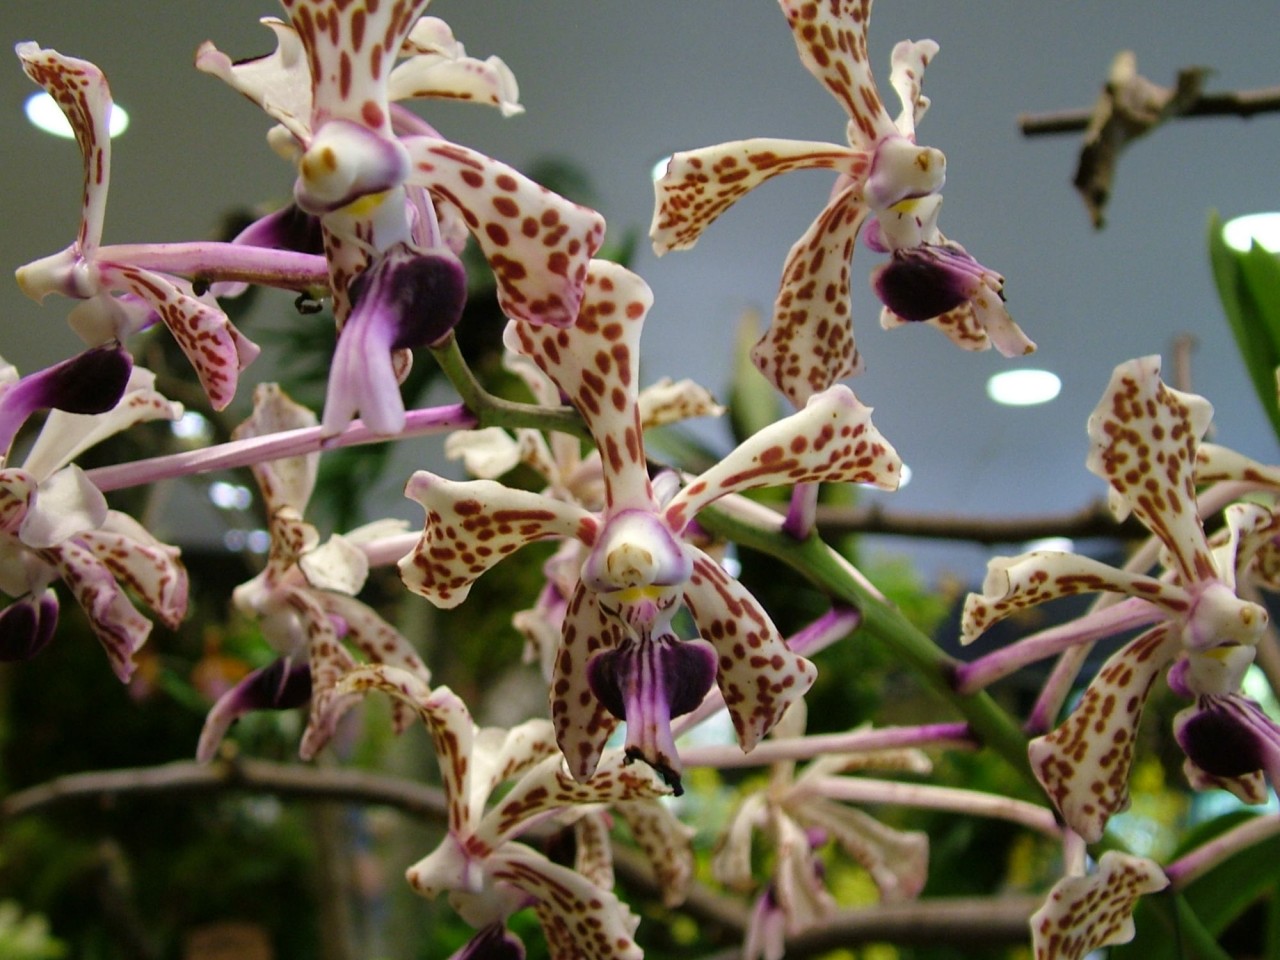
953,597,1162,695
85,404,476,493
1026,644,1094,735
808,776,1061,839
1164,814,1280,889
99,243,329,291
679,722,976,769
782,481,819,540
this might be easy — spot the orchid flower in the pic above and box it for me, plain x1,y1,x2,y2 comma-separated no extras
715,700,930,960
330,664,678,960
197,2,606,435
1030,851,1167,960
961,356,1272,840
445,344,724,681
199,383,427,761
651,0,1032,406
400,259,901,790
14,45,261,411
0,349,187,680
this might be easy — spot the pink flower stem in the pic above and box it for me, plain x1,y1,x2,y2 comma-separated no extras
85,404,477,493
952,597,1162,695
679,722,976,769
808,776,1062,838
1164,814,1280,889
782,481,819,540
100,242,330,291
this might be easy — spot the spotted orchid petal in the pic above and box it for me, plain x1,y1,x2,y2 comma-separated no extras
77,512,187,629
195,19,312,143
475,749,670,854
197,657,312,762
404,138,605,327
960,550,1188,645
637,377,724,428
1029,625,1181,842
564,812,615,897
615,799,696,908
0,474,35,537
665,384,901,532
1196,441,1280,488
1030,852,1168,960
322,243,467,435
752,180,869,404
390,18,523,117
551,583,622,781
42,538,155,682
888,39,939,137
504,262,653,509
0,589,59,664
681,550,817,753
650,139,869,255
16,44,110,254
798,796,929,902
17,467,107,551
770,816,837,934
490,845,644,960
23,365,181,482
400,475,594,609
779,0,898,147
446,428,524,481
0,344,132,458
1087,356,1216,584
233,384,319,517
715,792,769,893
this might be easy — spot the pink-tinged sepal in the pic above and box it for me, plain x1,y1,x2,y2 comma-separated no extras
404,138,605,327
1031,852,1168,960
551,583,622,782
665,384,901,531
194,19,312,143
586,632,718,794
681,551,817,752
753,181,868,405
1087,356,1216,584
400,474,592,608
0,589,59,663
1028,625,1181,842
97,264,258,411
78,512,188,629
42,538,155,682
321,243,466,435
196,656,312,762
650,139,869,255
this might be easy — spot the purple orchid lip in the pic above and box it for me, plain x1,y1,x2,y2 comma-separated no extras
0,591,59,663
1176,694,1280,780
0,343,132,454
586,633,718,795
450,924,526,960
345,244,468,352
871,244,992,322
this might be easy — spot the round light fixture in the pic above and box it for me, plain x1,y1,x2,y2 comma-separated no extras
1222,212,1280,254
25,91,129,139
986,369,1061,407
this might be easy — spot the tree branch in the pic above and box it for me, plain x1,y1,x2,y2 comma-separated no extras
1019,84,1280,135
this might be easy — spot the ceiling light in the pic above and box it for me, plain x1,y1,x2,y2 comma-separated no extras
1222,212,1280,254
986,369,1061,407
25,91,129,139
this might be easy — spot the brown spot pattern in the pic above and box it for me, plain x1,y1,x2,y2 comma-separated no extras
1031,851,1167,960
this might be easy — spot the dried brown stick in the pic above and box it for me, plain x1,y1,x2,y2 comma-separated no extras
1020,85,1280,135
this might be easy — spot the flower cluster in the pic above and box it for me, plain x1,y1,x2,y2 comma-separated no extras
7,2,1280,960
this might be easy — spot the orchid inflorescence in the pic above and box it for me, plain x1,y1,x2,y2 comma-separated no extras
6,1,1280,958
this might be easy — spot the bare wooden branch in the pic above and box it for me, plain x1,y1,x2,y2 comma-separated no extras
1020,84,1280,135
803,498,1144,545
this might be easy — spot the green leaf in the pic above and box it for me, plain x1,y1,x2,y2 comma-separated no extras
1208,210,1280,444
